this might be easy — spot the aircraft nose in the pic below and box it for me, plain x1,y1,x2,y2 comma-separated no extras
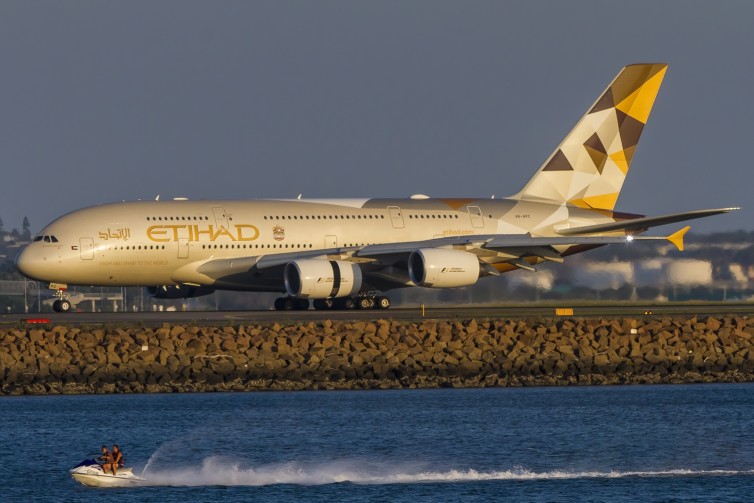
14,245,45,281
15,246,32,277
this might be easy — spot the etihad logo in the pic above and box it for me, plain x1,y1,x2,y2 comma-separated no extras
272,225,285,241
98,228,131,241
146,224,259,242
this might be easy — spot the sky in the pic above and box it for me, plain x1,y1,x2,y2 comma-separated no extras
1,1,753,234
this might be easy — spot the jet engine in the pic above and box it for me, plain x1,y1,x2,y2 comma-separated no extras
284,259,362,299
408,249,480,288
147,285,215,299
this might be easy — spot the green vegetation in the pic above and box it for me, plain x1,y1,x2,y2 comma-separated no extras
0,215,31,277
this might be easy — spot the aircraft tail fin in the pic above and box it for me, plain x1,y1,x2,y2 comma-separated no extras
512,63,668,210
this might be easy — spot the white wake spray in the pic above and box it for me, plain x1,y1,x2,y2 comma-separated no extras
139,456,754,487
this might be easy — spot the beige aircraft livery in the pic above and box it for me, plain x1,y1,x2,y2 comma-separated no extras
15,64,737,312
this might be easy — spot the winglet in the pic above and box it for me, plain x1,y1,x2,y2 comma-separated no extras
667,226,690,251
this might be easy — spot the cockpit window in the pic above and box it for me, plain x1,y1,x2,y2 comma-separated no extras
35,235,59,243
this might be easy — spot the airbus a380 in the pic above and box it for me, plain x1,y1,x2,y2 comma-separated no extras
15,63,736,312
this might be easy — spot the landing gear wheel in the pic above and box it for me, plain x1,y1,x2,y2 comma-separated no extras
313,299,334,310
375,296,391,310
274,297,295,311
357,297,373,310
49,285,72,313
336,297,356,310
294,298,310,311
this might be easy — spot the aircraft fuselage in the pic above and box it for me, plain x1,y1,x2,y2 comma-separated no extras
15,196,613,289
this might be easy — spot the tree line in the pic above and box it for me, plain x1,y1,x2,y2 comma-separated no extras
0,216,32,282
0,216,32,244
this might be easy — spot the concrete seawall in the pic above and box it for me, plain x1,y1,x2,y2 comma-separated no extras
2,316,754,395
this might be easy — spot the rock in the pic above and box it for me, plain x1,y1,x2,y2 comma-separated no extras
169,325,185,337
186,339,206,356
2,315,754,394
706,317,722,331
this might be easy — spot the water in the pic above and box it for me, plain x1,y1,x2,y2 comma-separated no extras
2,384,754,502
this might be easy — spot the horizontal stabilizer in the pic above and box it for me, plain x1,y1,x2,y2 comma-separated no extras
557,208,739,236
632,225,690,251
667,225,690,251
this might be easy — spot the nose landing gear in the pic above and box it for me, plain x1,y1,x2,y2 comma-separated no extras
52,299,72,313
49,283,72,313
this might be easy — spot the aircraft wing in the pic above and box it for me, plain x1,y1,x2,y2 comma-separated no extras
557,208,738,236
250,228,690,272
351,228,690,273
243,234,660,268
172,226,692,286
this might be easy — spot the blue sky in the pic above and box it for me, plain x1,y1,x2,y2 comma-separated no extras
1,1,752,233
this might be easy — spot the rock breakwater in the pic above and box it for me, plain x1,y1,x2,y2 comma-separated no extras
2,316,754,395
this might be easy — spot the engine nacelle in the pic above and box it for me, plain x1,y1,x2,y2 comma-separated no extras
284,259,362,299
408,248,480,288
147,285,215,299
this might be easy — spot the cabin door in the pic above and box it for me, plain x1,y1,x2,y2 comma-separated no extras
467,206,484,228
79,238,94,260
324,235,337,249
388,206,405,229
178,238,189,259
212,206,229,229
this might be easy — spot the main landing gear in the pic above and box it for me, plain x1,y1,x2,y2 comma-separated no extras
273,295,391,311
273,297,311,311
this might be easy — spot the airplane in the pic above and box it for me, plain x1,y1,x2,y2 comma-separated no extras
15,63,737,313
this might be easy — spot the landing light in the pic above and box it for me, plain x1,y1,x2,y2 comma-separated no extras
626,235,634,243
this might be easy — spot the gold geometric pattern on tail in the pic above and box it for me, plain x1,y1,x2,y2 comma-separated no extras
513,64,668,210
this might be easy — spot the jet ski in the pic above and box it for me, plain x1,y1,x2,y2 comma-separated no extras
69,459,145,487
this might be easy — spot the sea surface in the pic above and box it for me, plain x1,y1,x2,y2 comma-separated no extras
2,384,754,502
